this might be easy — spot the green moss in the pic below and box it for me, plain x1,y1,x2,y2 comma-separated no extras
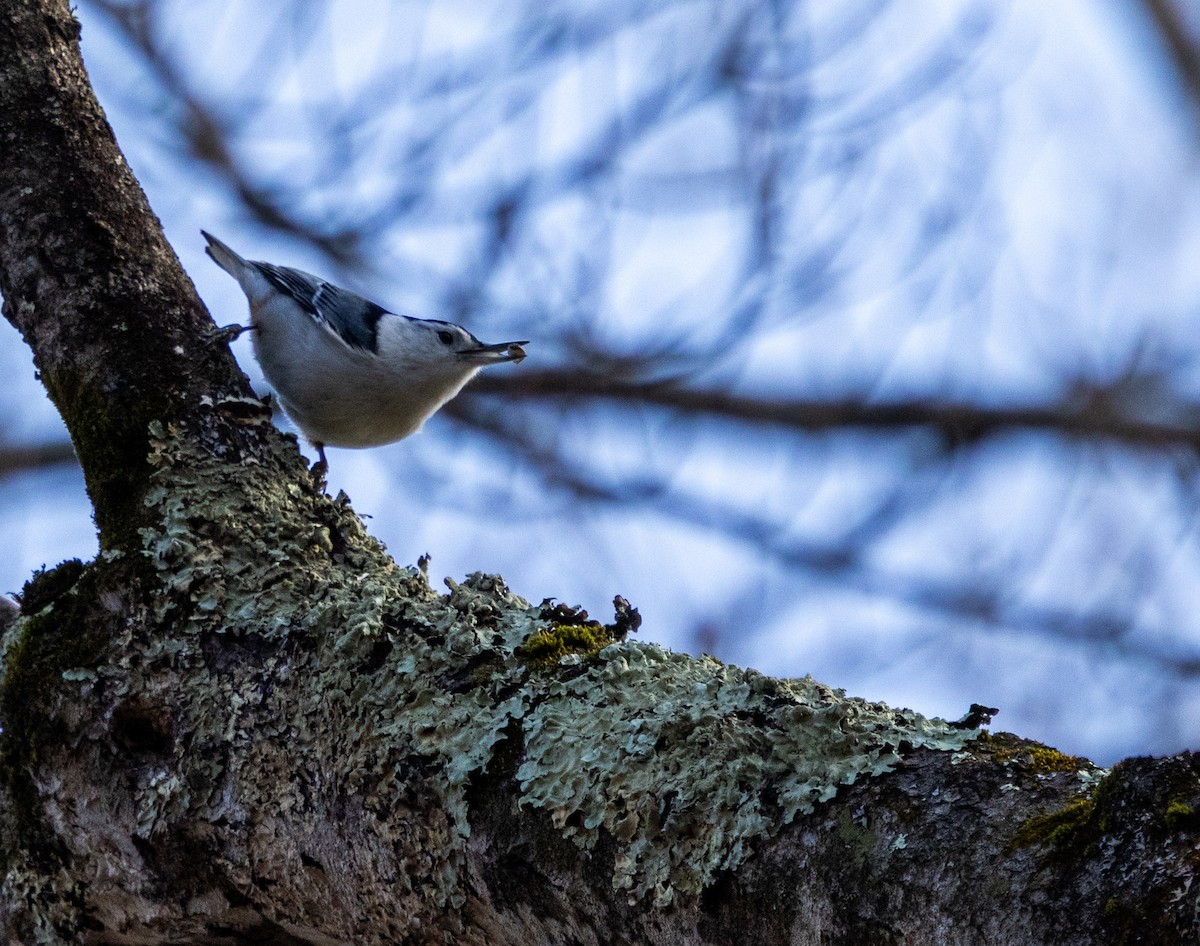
1101,894,1161,946
1164,799,1197,831
835,810,877,867
1024,745,1085,774
18,559,86,615
976,732,1087,775
517,624,615,669
0,558,111,871
1009,795,1097,854
43,368,157,553
1083,762,1197,945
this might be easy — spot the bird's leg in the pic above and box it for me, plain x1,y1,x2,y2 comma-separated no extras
310,442,329,489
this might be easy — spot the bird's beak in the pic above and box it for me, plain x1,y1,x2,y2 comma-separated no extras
460,341,529,365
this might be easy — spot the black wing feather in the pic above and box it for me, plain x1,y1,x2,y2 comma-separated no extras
254,261,384,353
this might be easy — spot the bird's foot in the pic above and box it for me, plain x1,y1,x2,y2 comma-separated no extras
310,443,329,491
208,322,256,347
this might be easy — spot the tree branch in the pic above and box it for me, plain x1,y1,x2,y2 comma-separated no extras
0,440,76,478
0,0,256,549
472,369,1200,451
1141,0,1200,111
1,3,1196,944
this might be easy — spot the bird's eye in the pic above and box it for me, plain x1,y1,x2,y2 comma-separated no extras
437,330,454,346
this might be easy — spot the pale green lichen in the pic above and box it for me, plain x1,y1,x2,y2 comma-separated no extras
140,422,979,907
515,644,975,904
138,427,980,908
4,422,984,932
126,425,546,908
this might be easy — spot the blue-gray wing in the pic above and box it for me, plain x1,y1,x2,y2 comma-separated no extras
253,261,385,353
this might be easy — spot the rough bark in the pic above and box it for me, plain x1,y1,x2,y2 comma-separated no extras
0,0,255,550
0,2,1197,945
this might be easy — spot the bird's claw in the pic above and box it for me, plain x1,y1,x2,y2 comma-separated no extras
310,443,329,491
208,322,255,347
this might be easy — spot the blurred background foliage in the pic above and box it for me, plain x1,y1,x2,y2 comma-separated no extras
3,0,1200,763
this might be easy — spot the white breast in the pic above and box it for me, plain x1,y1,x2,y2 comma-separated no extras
250,299,480,448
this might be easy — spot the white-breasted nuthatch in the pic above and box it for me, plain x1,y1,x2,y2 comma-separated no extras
202,231,527,475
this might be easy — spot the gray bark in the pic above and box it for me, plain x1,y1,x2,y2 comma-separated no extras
0,2,1197,944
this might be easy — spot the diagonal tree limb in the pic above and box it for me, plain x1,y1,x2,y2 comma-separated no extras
0,0,259,549
0,4,1196,944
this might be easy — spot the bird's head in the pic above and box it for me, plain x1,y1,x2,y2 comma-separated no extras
380,316,527,375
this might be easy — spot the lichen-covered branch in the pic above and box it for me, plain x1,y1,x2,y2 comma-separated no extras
2,425,1197,943
1,1,1198,944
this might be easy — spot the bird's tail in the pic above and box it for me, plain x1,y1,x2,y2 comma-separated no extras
201,230,248,278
